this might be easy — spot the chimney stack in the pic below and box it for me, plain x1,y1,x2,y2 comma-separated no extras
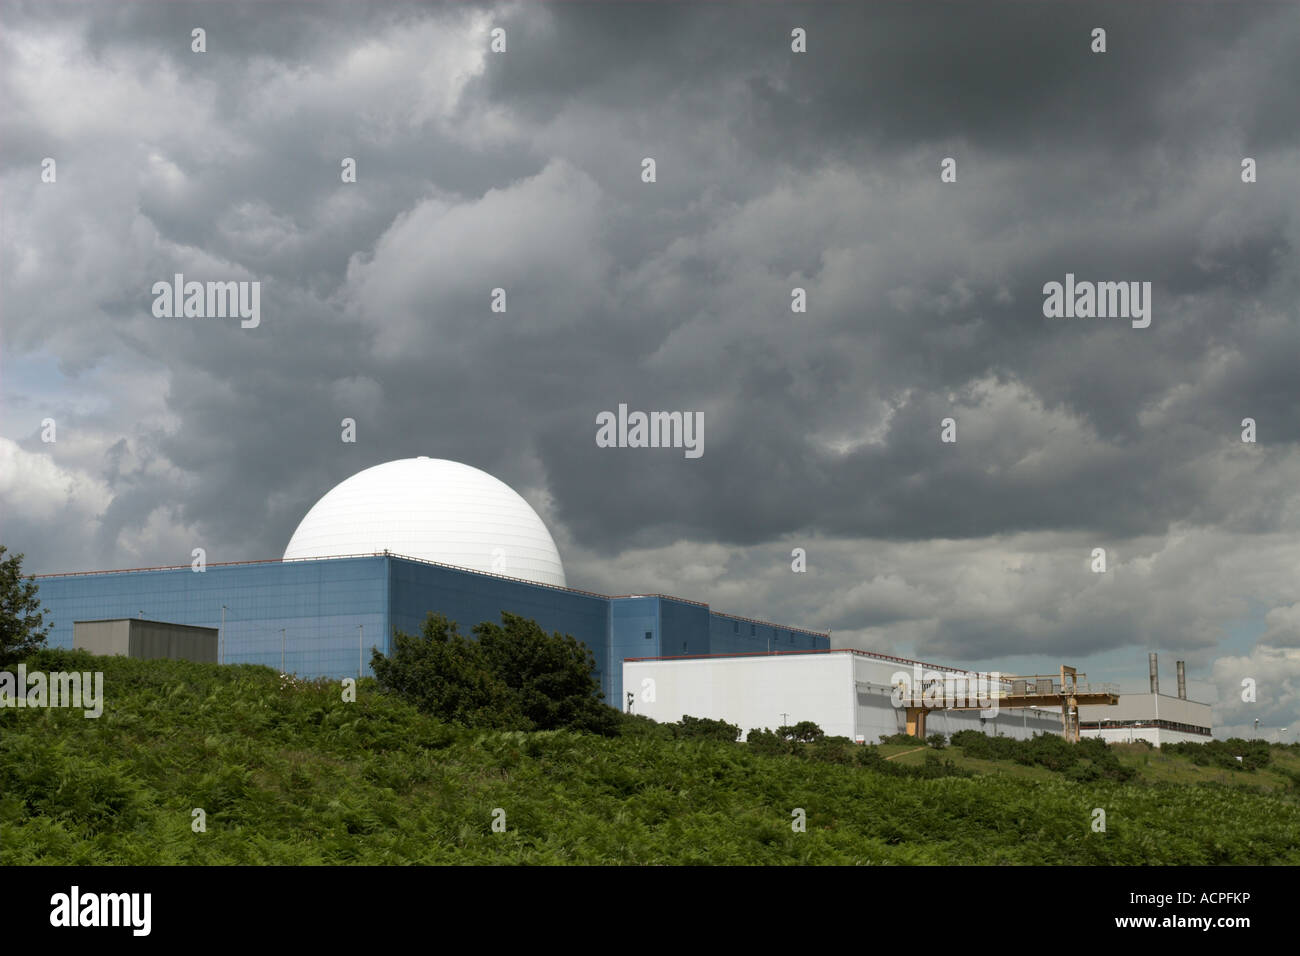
1176,661,1186,700
1149,652,1159,695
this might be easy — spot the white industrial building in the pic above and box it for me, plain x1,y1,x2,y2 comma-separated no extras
624,649,1063,742
1078,655,1212,746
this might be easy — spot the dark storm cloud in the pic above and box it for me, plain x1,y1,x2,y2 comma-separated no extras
2,0,1298,679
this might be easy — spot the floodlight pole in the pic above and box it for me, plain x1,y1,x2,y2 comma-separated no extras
358,624,363,679
220,605,227,665
281,628,286,674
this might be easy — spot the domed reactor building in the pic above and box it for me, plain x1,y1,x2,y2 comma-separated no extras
34,458,830,709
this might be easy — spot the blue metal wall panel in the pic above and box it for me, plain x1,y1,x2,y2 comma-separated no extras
708,611,829,656
35,557,829,709
608,597,660,709
386,557,612,702
660,599,710,657
35,558,389,679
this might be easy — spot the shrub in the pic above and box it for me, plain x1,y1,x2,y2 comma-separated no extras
672,715,742,743
615,712,675,739
1163,739,1271,771
951,729,1135,781
809,735,857,765
746,728,798,757
879,732,918,746
371,611,618,736
777,721,825,743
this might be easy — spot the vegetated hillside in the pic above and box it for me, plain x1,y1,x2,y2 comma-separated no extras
2,650,1298,865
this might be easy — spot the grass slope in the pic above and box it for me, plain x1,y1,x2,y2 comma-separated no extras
2,650,1298,865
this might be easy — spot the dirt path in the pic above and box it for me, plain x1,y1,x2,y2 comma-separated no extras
884,746,929,761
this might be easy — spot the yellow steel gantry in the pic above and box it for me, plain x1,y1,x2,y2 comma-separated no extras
897,664,1119,742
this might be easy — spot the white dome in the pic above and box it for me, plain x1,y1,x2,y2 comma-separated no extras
283,458,567,587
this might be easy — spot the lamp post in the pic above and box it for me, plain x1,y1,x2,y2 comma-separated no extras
281,628,286,674
1254,718,1260,740
220,605,227,665
358,624,364,679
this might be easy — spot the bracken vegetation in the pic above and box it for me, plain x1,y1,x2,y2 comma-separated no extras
2,648,1298,865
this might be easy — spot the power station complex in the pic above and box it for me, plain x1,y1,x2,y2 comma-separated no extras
34,458,1213,744
36,458,829,712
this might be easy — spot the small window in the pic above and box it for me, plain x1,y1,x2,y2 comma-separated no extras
644,631,652,640
750,624,756,636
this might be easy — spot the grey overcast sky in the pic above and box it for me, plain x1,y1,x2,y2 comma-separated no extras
2,1,1298,737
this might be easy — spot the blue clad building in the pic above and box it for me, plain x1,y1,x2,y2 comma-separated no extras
32,458,829,708
36,553,829,708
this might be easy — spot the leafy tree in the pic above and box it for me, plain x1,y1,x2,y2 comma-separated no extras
0,547,48,664
777,720,825,743
370,614,521,729
372,611,618,736
472,612,618,736
673,714,741,742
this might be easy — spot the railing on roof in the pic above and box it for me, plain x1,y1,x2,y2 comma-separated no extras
607,595,829,638
706,608,831,639
608,593,709,608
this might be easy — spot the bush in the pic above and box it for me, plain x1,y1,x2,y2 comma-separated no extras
777,721,825,743
950,729,1016,760
926,733,947,750
746,728,799,757
372,611,618,736
879,732,918,746
371,614,522,729
672,715,741,743
1163,738,1271,771
615,712,676,739
1065,762,1101,783
950,729,1134,781
809,735,857,765
853,745,971,779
